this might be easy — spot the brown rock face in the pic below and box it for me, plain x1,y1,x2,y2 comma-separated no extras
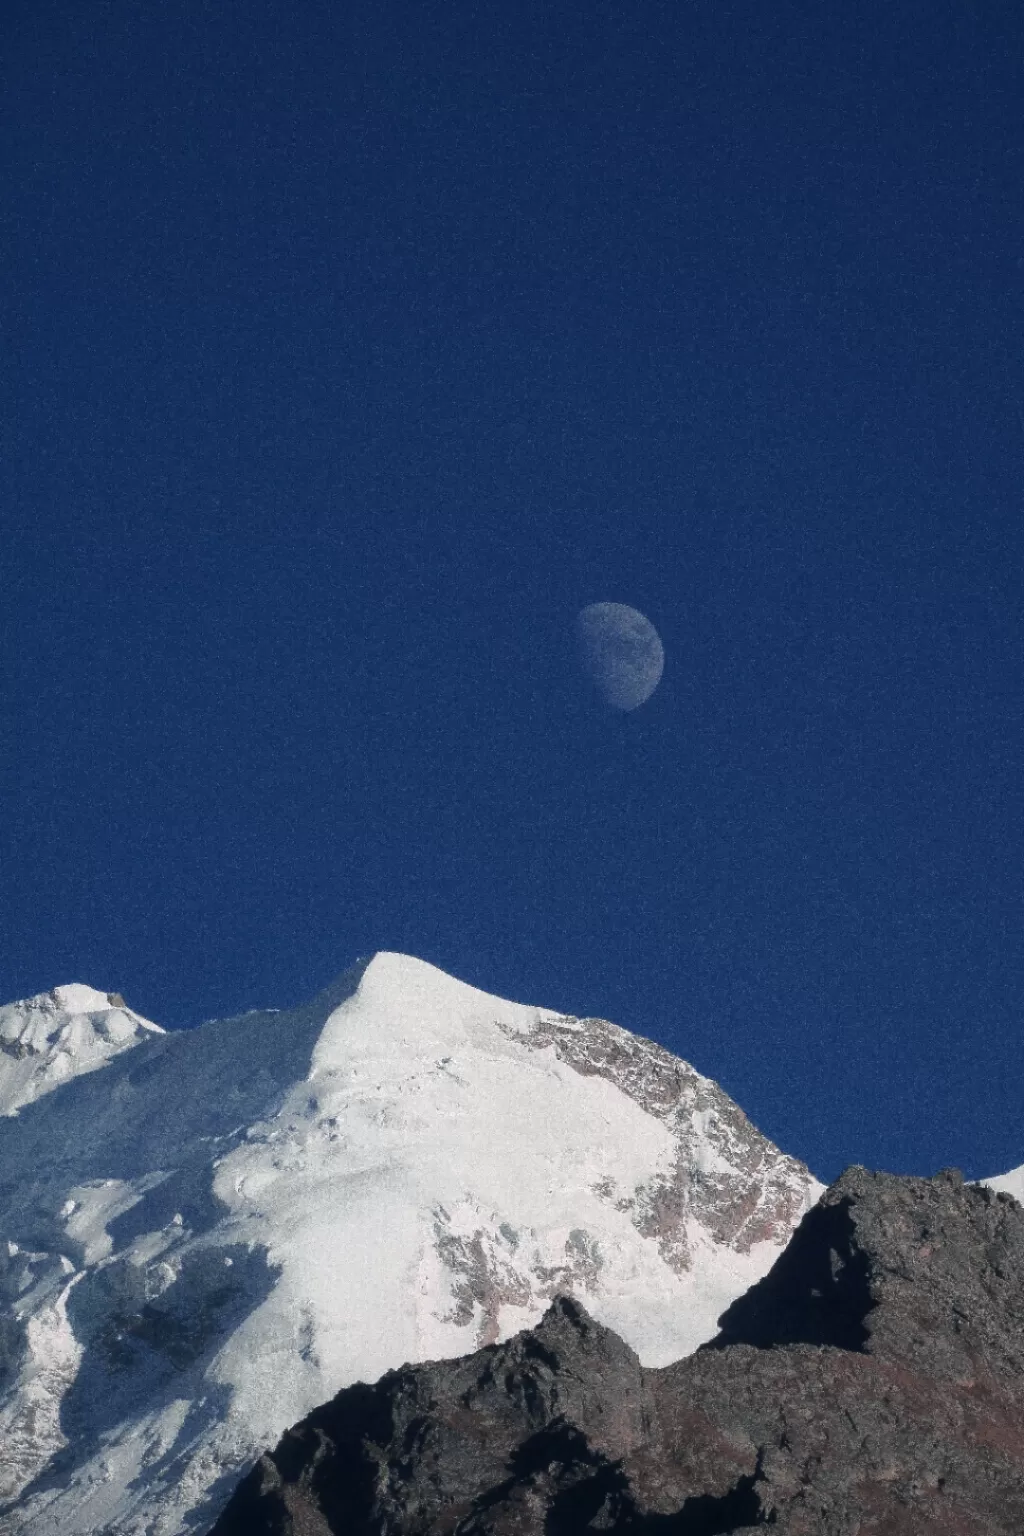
498,1010,818,1270
209,1167,1024,1534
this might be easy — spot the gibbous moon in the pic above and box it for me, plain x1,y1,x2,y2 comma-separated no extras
575,602,664,711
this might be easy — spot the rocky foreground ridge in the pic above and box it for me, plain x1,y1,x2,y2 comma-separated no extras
210,1166,1024,1535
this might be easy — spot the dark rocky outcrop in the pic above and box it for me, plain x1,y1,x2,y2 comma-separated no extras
209,1167,1024,1534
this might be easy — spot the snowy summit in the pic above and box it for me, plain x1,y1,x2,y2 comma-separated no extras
0,953,825,1534
0,984,163,1118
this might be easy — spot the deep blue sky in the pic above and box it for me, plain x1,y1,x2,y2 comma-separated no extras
4,0,1024,1183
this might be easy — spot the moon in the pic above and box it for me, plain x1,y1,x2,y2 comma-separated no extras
575,602,664,711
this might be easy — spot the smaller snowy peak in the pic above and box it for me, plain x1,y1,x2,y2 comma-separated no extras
0,984,163,1117
981,1163,1024,1205
48,982,123,1014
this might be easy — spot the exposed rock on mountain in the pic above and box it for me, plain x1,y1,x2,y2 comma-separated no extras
0,955,820,1535
211,1166,1024,1535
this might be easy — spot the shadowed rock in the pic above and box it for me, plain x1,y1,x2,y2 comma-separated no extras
210,1167,1024,1534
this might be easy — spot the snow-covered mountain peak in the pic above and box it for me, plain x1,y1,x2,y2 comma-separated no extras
1,956,823,1536
0,984,162,1118
349,948,491,1008
327,949,533,1031
49,983,118,1013
310,950,548,1073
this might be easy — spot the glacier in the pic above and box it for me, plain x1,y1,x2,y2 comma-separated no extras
2,953,827,1534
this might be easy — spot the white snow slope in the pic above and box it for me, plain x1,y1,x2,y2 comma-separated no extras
1,954,824,1536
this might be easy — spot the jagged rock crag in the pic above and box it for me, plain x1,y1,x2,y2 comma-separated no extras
210,1167,1024,1534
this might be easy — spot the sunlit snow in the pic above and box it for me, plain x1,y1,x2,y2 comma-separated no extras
1,953,824,1536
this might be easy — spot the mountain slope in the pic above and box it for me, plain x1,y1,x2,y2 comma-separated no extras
0,953,822,1535
210,1167,1024,1536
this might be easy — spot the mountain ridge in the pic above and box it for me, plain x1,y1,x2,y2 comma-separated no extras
1,953,820,1535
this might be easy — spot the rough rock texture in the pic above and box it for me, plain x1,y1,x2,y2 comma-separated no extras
497,1012,814,1269
210,1166,1024,1535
